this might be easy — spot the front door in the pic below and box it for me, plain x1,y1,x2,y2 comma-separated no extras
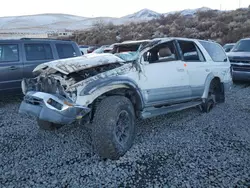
137,40,191,107
0,43,23,91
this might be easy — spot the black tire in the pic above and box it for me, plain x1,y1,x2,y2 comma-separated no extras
200,81,220,113
200,96,215,113
92,96,136,160
37,119,63,130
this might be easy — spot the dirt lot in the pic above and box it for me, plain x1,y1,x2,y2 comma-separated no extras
0,83,250,188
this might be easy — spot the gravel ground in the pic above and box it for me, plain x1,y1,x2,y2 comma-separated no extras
0,83,250,188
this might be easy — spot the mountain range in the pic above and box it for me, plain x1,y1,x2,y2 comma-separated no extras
0,7,215,33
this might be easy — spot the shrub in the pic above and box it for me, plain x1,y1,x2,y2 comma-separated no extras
70,8,250,46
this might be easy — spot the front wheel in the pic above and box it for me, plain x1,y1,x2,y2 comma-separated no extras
92,96,136,160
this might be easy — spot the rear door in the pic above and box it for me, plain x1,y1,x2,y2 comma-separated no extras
22,42,55,79
0,42,23,91
176,40,210,98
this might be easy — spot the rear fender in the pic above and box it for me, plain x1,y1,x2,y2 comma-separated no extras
202,73,216,100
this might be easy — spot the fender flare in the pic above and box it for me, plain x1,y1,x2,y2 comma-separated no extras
80,76,145,109
202,73,221,99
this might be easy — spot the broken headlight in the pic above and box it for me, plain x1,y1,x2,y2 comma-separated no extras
68,90,77,103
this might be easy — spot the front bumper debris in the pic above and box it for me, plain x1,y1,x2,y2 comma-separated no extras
231,63,250,81
223,81,233,93
19,91,90,125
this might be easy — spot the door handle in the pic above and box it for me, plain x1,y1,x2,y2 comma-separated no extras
177,68,184,72
8,66,18,70
205,69,210,72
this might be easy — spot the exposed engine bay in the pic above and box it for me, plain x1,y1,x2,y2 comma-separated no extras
22,63,123,100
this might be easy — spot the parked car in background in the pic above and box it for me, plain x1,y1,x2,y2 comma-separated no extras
87,46,99,53
223,43,235,52
19,37,232,160
0,38,81,94
111,40,151,53
78,45,89,55
92,45,110,54
227,38,250,81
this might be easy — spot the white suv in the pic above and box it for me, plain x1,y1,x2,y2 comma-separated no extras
19,38,232,159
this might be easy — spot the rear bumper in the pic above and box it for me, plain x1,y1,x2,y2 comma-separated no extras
19,92,90,125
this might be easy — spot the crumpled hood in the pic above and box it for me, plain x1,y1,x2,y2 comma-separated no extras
33,53,125,75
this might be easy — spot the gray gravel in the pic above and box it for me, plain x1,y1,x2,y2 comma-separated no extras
0,83,250,188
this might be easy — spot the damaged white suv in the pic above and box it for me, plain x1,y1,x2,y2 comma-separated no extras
19,38,232,159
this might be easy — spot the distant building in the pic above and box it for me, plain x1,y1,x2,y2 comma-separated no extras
48,31,74,38
0,32,48,39
0,30,74,39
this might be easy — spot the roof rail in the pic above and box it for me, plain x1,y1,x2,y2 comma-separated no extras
20,38,49,40
20,38,72,41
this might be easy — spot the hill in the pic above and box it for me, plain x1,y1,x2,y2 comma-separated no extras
0,8,212,33
68,7,250,45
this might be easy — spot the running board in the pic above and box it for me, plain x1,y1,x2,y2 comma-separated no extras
141,101,202,119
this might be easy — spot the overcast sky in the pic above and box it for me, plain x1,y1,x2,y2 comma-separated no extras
1,0,249,18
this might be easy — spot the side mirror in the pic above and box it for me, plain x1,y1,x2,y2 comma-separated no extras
225,48,230,52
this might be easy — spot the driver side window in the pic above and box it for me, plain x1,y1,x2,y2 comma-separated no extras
143,41,178,64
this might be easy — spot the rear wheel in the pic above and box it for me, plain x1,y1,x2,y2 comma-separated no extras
92,96,136,160
37,119,63,130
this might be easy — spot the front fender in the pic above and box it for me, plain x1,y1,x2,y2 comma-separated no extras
80,77,139,95
78,77,144,108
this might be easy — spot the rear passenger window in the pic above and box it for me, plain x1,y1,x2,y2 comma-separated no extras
56,44,77,59
200,41,227,62
25,44,53,61
178,40,205,62
0,44,19,62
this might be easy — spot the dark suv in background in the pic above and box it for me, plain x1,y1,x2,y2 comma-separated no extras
223,43,235,52
227,38,250,81
0,38,81,94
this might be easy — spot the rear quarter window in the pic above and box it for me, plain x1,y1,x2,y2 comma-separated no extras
25,43,53,61
199,41,227,62
56,43,77,59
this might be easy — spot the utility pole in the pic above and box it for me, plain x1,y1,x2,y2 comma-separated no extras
239,0,241,8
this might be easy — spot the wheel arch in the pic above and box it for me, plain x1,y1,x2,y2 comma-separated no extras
80,77,145,120
202,73,223,100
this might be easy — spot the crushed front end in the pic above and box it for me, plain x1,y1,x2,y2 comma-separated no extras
19,72,91,125
19,91,90,125
18,53,128,125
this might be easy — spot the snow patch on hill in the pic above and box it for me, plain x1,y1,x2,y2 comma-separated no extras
0,7,214,33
